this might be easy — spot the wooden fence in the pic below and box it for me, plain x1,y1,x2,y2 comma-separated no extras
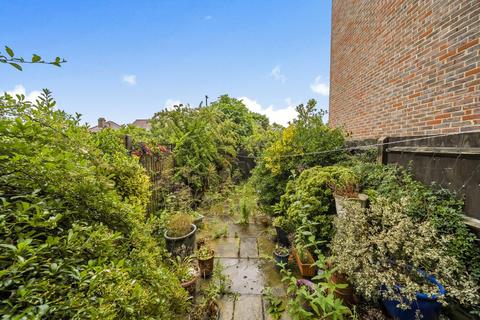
125,135,174,214
377,132,480,236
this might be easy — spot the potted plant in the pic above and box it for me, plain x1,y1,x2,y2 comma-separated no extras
273,245,290,267
197,246,215,278
325,260,356,307
292,245,316,277
331,198,479,320
272,216,290,247
382,273,446,320
164,213,197,257
255,213,270,227
329,170,367,217
171,256,198,296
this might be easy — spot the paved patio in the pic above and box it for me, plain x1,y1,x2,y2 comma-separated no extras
198,215,291,320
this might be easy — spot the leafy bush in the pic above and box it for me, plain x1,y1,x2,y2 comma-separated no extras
263,287,286,320
0,91,188,319
252,100,346,211
279,255,355,320
331,198,479,308
352,162,480,286
151,96,275,204
276,166,357,248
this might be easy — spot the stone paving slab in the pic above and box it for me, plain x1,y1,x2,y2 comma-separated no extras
240,237,258,258
257,234,276,258
208,238,240,258
259,260,286,297
218,258,265,295
218,295,235,320
233,295,264,320
228,222,266,238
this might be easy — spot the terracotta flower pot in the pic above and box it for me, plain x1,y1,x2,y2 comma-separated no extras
181,267,199,296
293,248,316,277
331,271,356,307
197,249,215,278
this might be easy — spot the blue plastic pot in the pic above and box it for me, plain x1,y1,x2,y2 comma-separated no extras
382,274,446,320
274,251,289,267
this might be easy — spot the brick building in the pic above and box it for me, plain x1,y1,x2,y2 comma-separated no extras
329,0,480,140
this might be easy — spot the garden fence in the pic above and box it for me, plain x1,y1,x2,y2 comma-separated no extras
124,135,175,215
377,131,480,238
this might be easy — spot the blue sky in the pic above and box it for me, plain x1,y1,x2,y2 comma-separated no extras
0,0,332,126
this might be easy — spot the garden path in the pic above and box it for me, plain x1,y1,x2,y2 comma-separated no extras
198,214,292,320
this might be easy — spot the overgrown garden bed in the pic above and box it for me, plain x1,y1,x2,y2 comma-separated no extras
1,92,479,319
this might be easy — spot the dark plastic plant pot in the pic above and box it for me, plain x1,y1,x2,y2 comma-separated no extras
382,274,446,320
273,251,290,267
164,224,197,257
275,226,290,247
192,214,204,228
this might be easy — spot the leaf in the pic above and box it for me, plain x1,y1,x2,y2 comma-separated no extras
32,54,41,63
5,46,14,57
9,62,22,71
0,244,17,252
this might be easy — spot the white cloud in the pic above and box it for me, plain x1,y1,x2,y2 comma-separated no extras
164,98,182,110
122,74,137,86
239,96,297,126
310,76,329,96
3,84,42,102
204,15,212,20
270,65,287,83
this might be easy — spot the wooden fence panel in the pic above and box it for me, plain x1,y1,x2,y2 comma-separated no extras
377,132,480,235
140,153,174,215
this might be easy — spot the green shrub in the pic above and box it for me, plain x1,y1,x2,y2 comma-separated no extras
331,198,479,308
252,100,346,212
276,166,357,248
353,162,480,285
279,255,354,319
0,91,188,319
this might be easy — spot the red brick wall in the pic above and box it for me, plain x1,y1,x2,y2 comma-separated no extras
329,0,480,140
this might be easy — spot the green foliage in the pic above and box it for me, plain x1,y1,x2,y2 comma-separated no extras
263,287,286,320
170,256,197,283
196,246,214,260
331,198,479,307
167,213,193,237
252,100,346,211
1,45,66,70
150,95,278,205
274,245,290,256
250,159,288,213
276,166,357,249
0,91,188,319
279,255,354,320
352,162,480,285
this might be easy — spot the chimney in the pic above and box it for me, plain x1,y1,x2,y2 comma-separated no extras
98,117,106,128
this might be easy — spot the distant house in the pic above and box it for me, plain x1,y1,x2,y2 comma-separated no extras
131,119,151,130
89,117,151,132
89,117,121,132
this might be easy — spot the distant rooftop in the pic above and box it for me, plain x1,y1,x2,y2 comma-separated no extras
89,117,151,132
